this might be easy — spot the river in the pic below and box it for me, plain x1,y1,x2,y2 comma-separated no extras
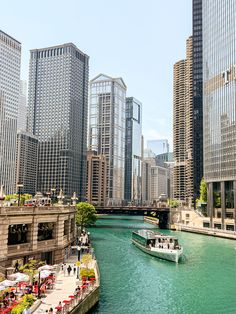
89,215,236,314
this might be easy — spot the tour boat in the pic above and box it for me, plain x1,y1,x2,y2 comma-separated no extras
132,229,183,263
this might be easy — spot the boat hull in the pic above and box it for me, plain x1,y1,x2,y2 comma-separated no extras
132,238,183,263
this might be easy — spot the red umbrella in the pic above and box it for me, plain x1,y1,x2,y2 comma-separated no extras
69,295,74,299
81,285,87,289
63,300,70,303
55,306,63,310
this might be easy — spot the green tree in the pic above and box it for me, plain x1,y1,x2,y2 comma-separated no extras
199,177,207,202
19,259,45,283
167,199,180,208
5,193,32,205
76,202,97,231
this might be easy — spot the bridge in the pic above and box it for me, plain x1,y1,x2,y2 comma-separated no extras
94,205,172,229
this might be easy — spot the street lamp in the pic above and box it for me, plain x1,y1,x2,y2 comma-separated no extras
17,182,23,206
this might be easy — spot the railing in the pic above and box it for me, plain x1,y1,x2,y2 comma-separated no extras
0,206,76,216
175,223,236,236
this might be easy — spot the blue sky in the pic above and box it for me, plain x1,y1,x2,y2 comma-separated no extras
1,0,192,149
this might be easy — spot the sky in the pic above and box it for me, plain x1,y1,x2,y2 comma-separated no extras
1,0,192,150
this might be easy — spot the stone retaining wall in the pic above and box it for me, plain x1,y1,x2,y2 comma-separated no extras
69,286,99,314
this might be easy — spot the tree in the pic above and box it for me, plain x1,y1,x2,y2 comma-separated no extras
76,202,97,230
199,177,207,203
19,259,45,283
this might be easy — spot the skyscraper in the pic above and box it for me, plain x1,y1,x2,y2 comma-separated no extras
28,43,89,199
147,139,169,156
86,150,107,206
89,74,126,205
124,97,142,205
192,0,203,203
18,80,27,131
15,131,38,195
0,30,21,194
203,0,236,230
173,37,193,203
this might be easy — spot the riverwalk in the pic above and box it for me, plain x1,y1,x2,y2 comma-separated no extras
34,255,99,314
34,256,79,313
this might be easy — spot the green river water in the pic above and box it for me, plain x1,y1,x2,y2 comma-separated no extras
89,215,236,314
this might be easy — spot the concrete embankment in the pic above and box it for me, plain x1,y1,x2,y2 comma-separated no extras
175,224,236,240
144,216,158,226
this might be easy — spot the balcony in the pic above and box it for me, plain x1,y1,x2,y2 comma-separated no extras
37,239,56,250
8,243,30,255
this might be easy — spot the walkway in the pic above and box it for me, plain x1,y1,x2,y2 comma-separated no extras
34,256,79,313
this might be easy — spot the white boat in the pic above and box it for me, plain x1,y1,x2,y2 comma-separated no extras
132,229,183,263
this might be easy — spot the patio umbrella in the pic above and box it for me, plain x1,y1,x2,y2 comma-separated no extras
1,280,17,287
38,265,54,271
35,270,51,279
0,285,6,291
9,273,29,282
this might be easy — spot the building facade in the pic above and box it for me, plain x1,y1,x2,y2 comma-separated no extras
0,205,76,268
141,160,151,205
0,30,21,194
192,0,203,203
150,165,169,205
18,80,27,131
15,131,38,195
147,139,169,156
89,74,126,206
203,0,236,230
27,43,89,199
124,97,142,205
86,150,107,206
173,37,193,204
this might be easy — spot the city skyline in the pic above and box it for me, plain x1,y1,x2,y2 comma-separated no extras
0,0,192,148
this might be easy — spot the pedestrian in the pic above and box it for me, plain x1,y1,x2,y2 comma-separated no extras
49,307,53,314
73,264,76,275
63,263,66,276
67,265,72,276
14,260,19,272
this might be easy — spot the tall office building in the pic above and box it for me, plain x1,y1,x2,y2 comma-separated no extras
150,165,169,205
173,37,193,203
86,150,107,206
28,43,89,199
203,0,236,230
147,139,169,156
192,0,203,202
15,131,38,195
18,80,27,131
124,97,142,205
89,74,126,205
0,30,21,194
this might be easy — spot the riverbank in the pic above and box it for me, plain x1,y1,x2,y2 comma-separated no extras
175,224,236,240
143,216,158,225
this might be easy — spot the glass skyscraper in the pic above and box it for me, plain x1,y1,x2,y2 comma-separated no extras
28,43,89,199
124,97,142,204
89,74,126,205
0,30,21,194
192,0,203,202
203,0,236,230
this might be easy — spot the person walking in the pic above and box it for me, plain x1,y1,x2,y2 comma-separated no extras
63,263,66,276
67,265,72,276
73,264,76,276
48,307,53,314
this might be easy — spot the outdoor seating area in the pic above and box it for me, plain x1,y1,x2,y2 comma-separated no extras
0,264,57,314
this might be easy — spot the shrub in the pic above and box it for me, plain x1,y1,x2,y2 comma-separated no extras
80,268,95,279
11,294,36,314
